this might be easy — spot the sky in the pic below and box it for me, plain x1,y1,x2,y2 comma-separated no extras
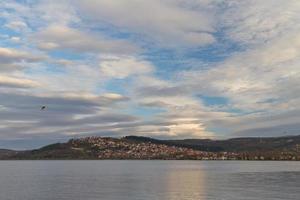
0,0,300,149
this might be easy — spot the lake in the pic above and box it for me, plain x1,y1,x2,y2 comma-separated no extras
0,161,299,200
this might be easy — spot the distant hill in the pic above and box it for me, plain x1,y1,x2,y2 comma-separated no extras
2,137,210,160
0,135,299,160
0,149,20,159
124,135,300,153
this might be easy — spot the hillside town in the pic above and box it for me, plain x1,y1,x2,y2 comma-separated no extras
69,137,210,159
1,136,299,160
68,137,300,160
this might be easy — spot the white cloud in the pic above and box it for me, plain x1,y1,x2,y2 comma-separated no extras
4,21,27,31
10,37,21,43
0,47,46,73
100,56,154,79
0,47,45,64
27,63,103,93
223,0,300,45
101,93,129,101
34,0,80,25
0,75,40,88
34,24,140,54
75,0,217,47
177,2,300,137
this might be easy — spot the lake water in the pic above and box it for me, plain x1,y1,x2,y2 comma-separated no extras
0,161,299,200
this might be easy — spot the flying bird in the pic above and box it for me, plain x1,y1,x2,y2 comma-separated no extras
41,105,47,110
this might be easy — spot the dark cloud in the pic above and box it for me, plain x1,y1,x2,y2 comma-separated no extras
0,89,139,149
0,92,100,115
140,101,170,108
233,123,300,137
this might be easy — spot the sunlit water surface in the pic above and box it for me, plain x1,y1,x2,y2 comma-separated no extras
0,161,299,200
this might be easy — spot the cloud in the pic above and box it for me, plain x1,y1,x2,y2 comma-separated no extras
130,76,216,138
74,113,138,125
100,56,154,79
34,0,80,25
0,75,40,88
0,47,45,64
223,0,300,45
0,47,46,72
4,21,28,31
101,93,130,101
25,62,105,93
177,2,300,137
137,85,188,97
60,92,130,106
210,109,300,138
10,37,21,43
75,0,217,47
34,24,140,54
0,90,134,140
182,32,300,112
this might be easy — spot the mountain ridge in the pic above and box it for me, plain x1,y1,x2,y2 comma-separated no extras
1,135,299,160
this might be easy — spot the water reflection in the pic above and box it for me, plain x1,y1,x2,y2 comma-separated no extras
165,167,205,200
